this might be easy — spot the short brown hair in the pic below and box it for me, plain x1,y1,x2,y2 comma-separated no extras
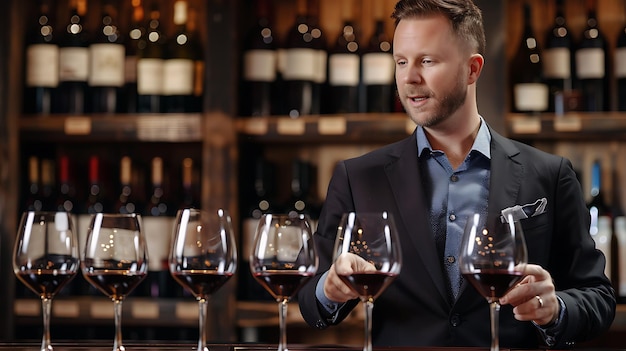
391,0,486,56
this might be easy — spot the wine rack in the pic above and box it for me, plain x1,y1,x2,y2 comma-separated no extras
1,0,626,347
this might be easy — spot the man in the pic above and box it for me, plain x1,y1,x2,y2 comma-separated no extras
297,0,616,348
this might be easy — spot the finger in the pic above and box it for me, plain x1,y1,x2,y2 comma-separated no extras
522,264,550,281
511,293,558,326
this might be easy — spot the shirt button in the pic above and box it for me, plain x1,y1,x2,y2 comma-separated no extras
449,213,456,221
446,256,456,264
450,314,461,327
450,174,459,182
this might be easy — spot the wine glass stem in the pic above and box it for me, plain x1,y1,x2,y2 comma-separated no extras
41,297,52,351
489,301,501,351
197,298,209,351
363,300,374,351
278,299,288,351
113,300,125,351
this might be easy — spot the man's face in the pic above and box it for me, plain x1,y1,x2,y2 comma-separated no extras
393,15,470,128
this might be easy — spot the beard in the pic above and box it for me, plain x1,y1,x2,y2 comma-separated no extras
402,74,468,128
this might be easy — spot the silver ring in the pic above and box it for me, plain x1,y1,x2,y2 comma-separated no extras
535,295,544,308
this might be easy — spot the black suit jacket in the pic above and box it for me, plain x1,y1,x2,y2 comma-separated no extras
297,126,616,349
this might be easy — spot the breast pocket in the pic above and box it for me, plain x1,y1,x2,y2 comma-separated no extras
518,213,551,264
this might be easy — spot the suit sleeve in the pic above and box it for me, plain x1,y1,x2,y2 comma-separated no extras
297,161,360,329
549,157,616,347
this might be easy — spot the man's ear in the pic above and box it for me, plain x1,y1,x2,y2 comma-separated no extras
467,53,484,85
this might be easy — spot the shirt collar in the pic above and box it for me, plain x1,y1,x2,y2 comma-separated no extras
416,117,491,159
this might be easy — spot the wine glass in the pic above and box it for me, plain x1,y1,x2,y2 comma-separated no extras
332,211,402,351
250,213,318,351
13,211,80,351
81,213,148,351
459,212,528,351
170,208,237,351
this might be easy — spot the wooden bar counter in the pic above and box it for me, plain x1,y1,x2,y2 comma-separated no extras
0,344,624,351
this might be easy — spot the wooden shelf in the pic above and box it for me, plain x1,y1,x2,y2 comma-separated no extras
235,113,415,144
18,114,205,143
506,112,626,142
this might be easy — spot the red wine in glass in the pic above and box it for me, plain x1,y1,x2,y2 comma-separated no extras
83,270,148,300
171,271,234,299
462,269,524,302
339,271,398,301
252,270,314,300
16,270,77,299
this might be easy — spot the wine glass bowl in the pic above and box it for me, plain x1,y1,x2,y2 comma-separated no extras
81,213,148,351
13,211,80,351
250,213,318,351
333,211,402,351
170,208,238,351
459,212,528,351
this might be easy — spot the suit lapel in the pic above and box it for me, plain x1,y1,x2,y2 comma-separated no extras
384,136,450,304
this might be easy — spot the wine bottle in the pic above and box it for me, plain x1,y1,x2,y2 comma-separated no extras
23,0,58,115
82,155,109,216
143,157,178,297
542,0,577,113
57,0,89,114
137,0,165,113
285,159,321,227
88,0,125,114
616,216,626,302
588,159,612,280
238,157,275,301
616,5,626,112
575,0,610,112
509,2,548,114
610,155,624,296
179,157,200,209
23,156,42,211
114,156,143,214
327,0,360,114
39,158,56,211
123,0,145,113
281,0,323,117
188,6,204,113
239,0,277,117
55,155,76,214
79,155,108,236
162,0,201,113
308,0,327,115
362,0,394,113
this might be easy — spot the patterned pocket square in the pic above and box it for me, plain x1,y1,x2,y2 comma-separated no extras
500,197,547,223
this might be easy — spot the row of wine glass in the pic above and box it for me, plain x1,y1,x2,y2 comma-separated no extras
13,209,526,351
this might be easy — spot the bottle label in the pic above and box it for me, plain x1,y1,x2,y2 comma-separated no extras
59,47,89,82
125,56,137,83
362,52,395,85
575,48,605,79
244,50,277,82
329,53,360,86
162,58,194,95
143,216,175,271
242,217,259,263
615,47,626,78
137,58,164,95
283,48,317,81
514,83,549,111
89,43,125,87
26,44,59,87
314,50,328,84
543,47,571,79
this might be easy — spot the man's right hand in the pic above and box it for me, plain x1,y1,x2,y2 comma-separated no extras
323,253,376,303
